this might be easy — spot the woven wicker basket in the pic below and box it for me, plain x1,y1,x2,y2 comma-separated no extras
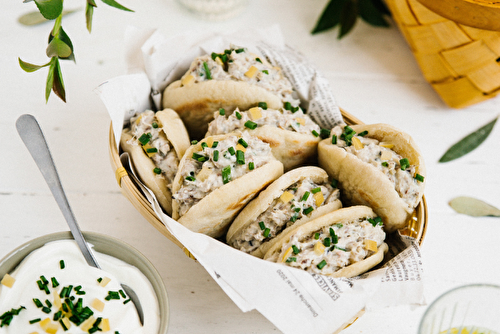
108,108,428,259
386,0,500,108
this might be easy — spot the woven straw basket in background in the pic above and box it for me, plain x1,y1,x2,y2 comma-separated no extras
109,108,428,261
386,0,500,108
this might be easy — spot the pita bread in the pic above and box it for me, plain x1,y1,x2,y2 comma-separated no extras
263,206,388,278
227,166,342,258
318,123,426,233
172,134,284,238
120,109,190,215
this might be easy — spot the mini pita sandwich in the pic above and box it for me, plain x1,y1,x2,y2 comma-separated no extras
318,123,426,233
162,46,297,138
172,131,284,238
264,206,388,278
226,166,342,258
206,105,323,171
120,109,190,215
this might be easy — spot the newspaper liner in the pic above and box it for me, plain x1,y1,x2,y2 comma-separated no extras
96,25,425,334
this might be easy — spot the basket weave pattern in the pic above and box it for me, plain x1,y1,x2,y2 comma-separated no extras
386,0,500,108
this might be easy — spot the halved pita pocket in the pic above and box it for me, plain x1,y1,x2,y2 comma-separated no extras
172,132,284,238
264,206,388,278
318,123,426,233
120,109,190,215
227,166,342,258
206,105,322,171
162,46,297,138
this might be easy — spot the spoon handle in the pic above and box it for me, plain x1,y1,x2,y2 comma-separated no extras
15,114,100,269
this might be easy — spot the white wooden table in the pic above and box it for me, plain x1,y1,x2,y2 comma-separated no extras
1,1,499,333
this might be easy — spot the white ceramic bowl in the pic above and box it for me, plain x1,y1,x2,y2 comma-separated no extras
0,231,169,333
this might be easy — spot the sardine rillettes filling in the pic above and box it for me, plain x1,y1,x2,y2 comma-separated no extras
231,179,340,253
267,218,386,276
173,132,274,217
127,110,179,191
206,106,321,137
182,45,298,104
330,125,423,210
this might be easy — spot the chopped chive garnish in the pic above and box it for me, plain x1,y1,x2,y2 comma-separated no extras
66,285,73,297
41,306,51,314
105,291,121,300
192,152,207,162
236,150,245,165
201,142,208,149
329,228,338,244
213,150,219,161
51,277,59,288
323,238,331,247
331,179,338,188
244,120,258,129
97,277,102,283
222,166,231,184
290,214,298,223
320,128,331,139
235,111,242,120
40,276,48,285
185,176,196,182
262,70,269,75
368,216,383,227
381,161,389,167
259,221,265,230
212,141,219,148
358,130,368,137
237,138,248,148
331,134,337,145
335,246,348,252
286,257,297,263
191,140,198,145
294,207,301,212
336,223,343,228
33,298,43,308
263,228,271,238
400,158,410,170
292,245,301,254
203,61,212,80
235,48,245,53
146,147,158,153
248,161,255,170
312,130,319,137
415,173,424,182
284,102,292,110
153,167,162,175
138,133,152,146
314,233,320,240
152,122,159,128
53,311,62,321
219,108,225,116
76,290,86,295
45,300,52,308
60,260,65,269
255,57,262,63
303,206,314,215
123,299,131,304
119,290,127,298
340,126,356,146
311,187,321,194
59,319,68,330
228,147,235,156
30,318,41,324
258,102,268,110
211,52,218,60
301,191,310,202
317,260,327,270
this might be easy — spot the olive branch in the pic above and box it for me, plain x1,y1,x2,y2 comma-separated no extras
18,0,133,103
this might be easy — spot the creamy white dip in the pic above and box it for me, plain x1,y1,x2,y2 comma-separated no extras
231,179,340,253
267,218,385,276
173,132,273,217
206,106,320,137
126,110,179,191
0,240,160,333
331,125,422,210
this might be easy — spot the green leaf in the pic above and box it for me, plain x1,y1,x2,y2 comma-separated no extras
18,9,79,26
18,58,51,72
371,0,391,16
46,36,72,58
52,58,66,102
45,57,57,102
86,3,95,33
100,0,133,12
311,0,347,34
49,27,75,61
88,0,97,6
358,0,390,27
439,116,498,162
338,0,358,39
449,196,500,217
34,0,63,20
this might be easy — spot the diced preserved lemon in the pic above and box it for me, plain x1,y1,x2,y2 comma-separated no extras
380,150,392,161
205,137,214,148
236,144,246,153
352,137,364,150
60,317,71,330
215,57,223,66
29,332,39,334
364,239,378,252
181,74,194,86
134,115,142,125
53,290,62,308
314,192,324,206
1,273,15,288
279,191,294,203
296,118,306,126
92,298,105,312
141,143,157,157
380,142,394,149
248,107,262,120
45,323,58,334
80,316,96,332
101,318,111,331
197,165,212,182
98,277,111,287
244,66,258,78
40,318,51,330
314,241,326,255
272,66,281,72
280,247,293,263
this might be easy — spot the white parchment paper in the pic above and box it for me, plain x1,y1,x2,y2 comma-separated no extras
96,25,425,334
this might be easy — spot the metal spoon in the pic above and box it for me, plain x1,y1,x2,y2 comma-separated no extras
16,114,144,325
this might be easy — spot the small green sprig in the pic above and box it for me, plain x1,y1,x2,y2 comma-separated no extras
312,0,391,39
18,0,133,103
